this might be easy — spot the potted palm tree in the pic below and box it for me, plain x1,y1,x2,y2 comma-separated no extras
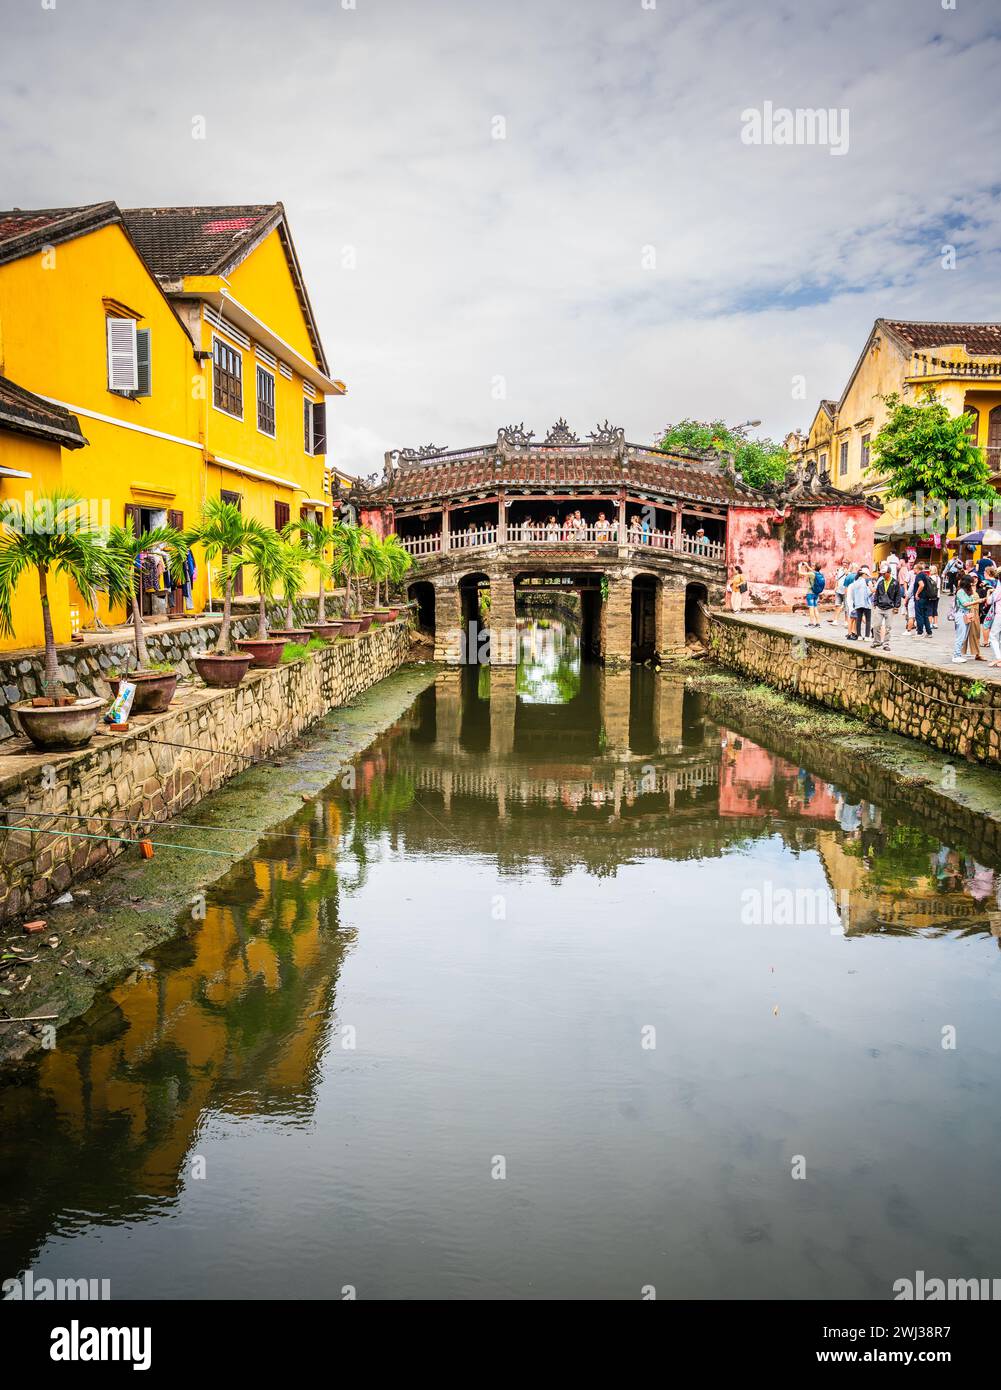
0,491,129,749
185,498,267,687
103,517,183,712
381,533,413,620
235,527,296,667
282,514,342,638
331,522,371,633
363,532,393,622
269,541,311,641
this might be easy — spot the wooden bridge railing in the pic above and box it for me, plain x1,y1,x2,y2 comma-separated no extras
400,526,726,561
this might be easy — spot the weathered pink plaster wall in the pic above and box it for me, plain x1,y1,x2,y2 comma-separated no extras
360,506,393,538
727,505,878,606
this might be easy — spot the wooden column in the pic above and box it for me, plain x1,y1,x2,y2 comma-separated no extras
498,490,507,543
673,506,683,550
443,503,451,553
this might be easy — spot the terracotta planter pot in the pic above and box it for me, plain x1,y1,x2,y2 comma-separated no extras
193,653,254,687
14,697,104,751
108,670,178,713
381,607,399,622
269,628,311,641
234,638,286,669
352,614,374,634
337,619,362,637
305,622,344,640
370,609,394,623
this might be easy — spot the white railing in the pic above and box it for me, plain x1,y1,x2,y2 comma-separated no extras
400,533,442,557
399,525,725,560
449,525,498,550
680,533,726,560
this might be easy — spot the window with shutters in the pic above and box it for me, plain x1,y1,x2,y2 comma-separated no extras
819,452,827,472
274,499,291,531
257,365,276,436
213,336,243,417
106,315,138,393
860,433,871,471
303,398,326,455
839,441,849,476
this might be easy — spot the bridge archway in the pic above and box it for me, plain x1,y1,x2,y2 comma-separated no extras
685,581,709,644
408,580,435,634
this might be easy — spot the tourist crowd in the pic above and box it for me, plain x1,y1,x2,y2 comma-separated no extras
727,549,1001,665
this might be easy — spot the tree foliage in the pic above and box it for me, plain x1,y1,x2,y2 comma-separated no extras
656,419,789,488
868,390,996,503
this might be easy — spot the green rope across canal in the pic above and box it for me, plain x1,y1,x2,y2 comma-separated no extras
2,824,239,857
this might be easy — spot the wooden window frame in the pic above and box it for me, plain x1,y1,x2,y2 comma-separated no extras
860,433,870,471
839,440,849,476
256,364,276,437
212,335,243,419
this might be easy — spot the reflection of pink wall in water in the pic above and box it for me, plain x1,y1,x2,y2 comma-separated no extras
718,732,838,822
727,504,878,606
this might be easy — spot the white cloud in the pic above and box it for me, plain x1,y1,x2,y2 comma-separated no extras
2,0,999,471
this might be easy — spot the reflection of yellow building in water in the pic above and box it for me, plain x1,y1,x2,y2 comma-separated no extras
10,797,347,1211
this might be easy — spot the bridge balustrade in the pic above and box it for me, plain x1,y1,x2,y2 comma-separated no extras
400,525,724,560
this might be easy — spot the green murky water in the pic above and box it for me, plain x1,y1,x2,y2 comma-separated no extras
3,619,1001,1300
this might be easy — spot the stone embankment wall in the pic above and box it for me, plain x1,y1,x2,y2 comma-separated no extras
0,621,410,923
708,612,1001,767
0,598,328,740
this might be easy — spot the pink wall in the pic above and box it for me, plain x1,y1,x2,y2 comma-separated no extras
726,504,878,606
360,506,393,538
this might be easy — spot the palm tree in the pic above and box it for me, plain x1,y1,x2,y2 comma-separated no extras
330,522,367,615
186,498,268,653
282,515,337,622
279,543,308,630
0,491,129,696
104,517,184,669
382,533,413,603
361,531,391,608
243,526,292,639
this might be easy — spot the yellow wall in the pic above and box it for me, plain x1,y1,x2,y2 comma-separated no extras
0,431,75,649
224,228,317,363
0,215,337,652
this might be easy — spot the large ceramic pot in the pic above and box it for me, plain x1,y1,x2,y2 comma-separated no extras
193,653,254,687
352,614,375,634
14,697,104,751
370,609,394,624
234,638,286,669
108,670,178,714
381,607,399,622
305,622,344,640
269,628,311,641
337,619,362,637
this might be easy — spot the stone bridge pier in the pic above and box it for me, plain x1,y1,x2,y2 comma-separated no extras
430,562,719,667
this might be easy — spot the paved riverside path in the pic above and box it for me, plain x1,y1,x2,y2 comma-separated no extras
725,604,1001,683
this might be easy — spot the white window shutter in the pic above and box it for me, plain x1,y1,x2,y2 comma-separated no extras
107,316,138,391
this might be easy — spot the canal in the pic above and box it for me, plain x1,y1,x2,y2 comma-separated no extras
3,619,1001,1300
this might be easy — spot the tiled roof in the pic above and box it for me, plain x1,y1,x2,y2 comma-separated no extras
882,320,1001,355
0,374,87,449
121,205,281,279
379,446,754,508
0,202,119,265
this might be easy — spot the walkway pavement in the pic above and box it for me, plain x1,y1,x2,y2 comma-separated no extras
728,603,1001,682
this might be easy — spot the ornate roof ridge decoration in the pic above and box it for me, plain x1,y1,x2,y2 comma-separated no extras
588,420,626,447
497,422,535,448
543,417,579,446
755,457,884,513
397,443,447,464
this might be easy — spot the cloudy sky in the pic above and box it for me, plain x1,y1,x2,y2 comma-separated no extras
2,0,1000,475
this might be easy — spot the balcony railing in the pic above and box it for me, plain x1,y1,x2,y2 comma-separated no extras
399,525,726,561
909,353,1001,380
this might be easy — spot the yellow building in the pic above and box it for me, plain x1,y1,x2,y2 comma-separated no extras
0,374,87,647
0,200,346,649
791,320,1001,557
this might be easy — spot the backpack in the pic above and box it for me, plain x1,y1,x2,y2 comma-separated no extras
922,574,939,601
812,570,826,595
